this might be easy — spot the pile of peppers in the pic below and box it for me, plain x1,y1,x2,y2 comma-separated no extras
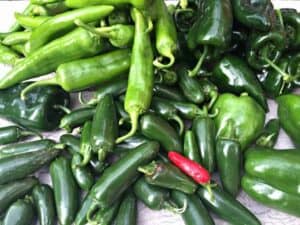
0,0,299,225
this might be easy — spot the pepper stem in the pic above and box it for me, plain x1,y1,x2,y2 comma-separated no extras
98,148,108,162
203,183,216,201
87,201,101,223
188,45,208,77
77,145,92,167
164,200,187,214
208,91,218,109
53,143,66,150
138,161,157,176
75,19,113,39
263,57,292,81
20,78,59,100
179,0,188,9
20,130,43,139
171,115,185,136
116,111,139,144
53,105,71,114
153,52,176,69
256,133,276,148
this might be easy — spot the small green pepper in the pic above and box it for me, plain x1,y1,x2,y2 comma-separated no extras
0,126,41,145
153,84,187,102
115,191,137,225
183,130,201,164
14,13,50,29
255,119,280,148
2,31,31,46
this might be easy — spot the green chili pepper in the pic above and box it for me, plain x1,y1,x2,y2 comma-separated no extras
216,119,241,197
65,0,151,9
0,28,111,90
211,55,268,111
133,177,184,213
3,197,35,225
11,44,26,57
183,130,201,164
116,8,154,143
115,191,137,225
151,97,184,135
116,133,149,150
255,119,280,148
152,0,177,68
153,84,187,101
89,200,121,225
30,0,63,4
139,160,197,194
77,121,93,167
74,194,95,225
281,8,300,49
192,107,216,172
2,32,31,46
171,191,215,225
242,174,300,218
60,107,96,132
0,178,38,214
0,126,41,145
108,8,131,25
32,184,56,225
50,156,79,225
140,113,182,152
169,100,205,120
0,43,21,66
21,49,131,96
177,64,205,104
231,0,276,31
197,184,261,225
14,13,50,29
91,94,118,161
187,0,233,76
277,94,300,147
213,93,265,150
28,6,114,52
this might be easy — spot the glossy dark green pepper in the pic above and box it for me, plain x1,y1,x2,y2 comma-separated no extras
277,94,300,147
0,178,38,214
255,119,280,148
212,93,265,150
0,126,41,145
140,114,182,152
138,161,197,194
153,84,187,101
183,130,201,164
171,191,215,225
3,197,35,225
211,55,268,111
115,191,137,225
32,184,56,225
0,83,69,131
50,157,79,225
91,94,118,161
281,8,300,49
197,185,261,225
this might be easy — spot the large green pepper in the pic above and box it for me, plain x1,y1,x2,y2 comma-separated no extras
242,174,300,218
0,83,69,131
277,94,300,147
281,8,300,49
211,55,268,111
187,0,233,76
212,93,265,150
231,0,276,31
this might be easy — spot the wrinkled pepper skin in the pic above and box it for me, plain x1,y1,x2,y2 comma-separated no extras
115,191,137,225
3,198,35,225
245,147,300,196
255,119,280,148
212,93,265,150
32,184,56,225
211,55,268,111
242,174,300,218
171,191,215,225
197,185,261,225
277,94,300,147
281,8,300,49
140,114,182,152
0,178,38,214
50,157,79,225
0,83,69,131
231,0,276,31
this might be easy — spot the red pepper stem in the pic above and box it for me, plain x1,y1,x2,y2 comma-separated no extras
188,45,208,77
164,200,187,214
137,161,157,176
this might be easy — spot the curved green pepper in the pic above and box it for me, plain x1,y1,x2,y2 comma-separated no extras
197,185,261,225
242,174,300,218
281,8,300,49
50,156,79,225
183,130,201,164
115,191,137,225
277,94,300,147
0,43,21,66
138,161,197,194
140,113,182,152
32,184,56,225
255,119,280,148
3,197,35,225
211,55,268,111
153,84,186,101
0,126,40,145
212,93,265,150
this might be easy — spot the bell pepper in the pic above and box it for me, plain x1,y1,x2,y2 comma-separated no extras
231,0,276,31
277,94,300,147
255,119,280,148
212,93,265,150
281,8,300,49
0,83,70,131
187,0,233,76
211,55,268,111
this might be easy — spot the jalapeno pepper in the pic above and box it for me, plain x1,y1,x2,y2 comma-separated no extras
211,55,268,111
277,94,300,147
0,43,21,66
116,8,154,143
21,49,131,97
138,161,197,194
140,113,182,152
255,119,280,148
183,130,201,164
115,191,137,225
0,126,41,145
32,184,56,225
281,8,300,49
153,84,187,102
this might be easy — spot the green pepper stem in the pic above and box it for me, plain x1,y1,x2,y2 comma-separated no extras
75,19,116,39
53,105,71,114
179,0,188,9
203,183,216,201
20,78,59,100
188,45,208,77
20,130,43,139
98,148,108,162
171,115,185,136
153,52,176,69
263,57,292,81
164,200,187,214
138,161,157,175
208,91,218,110
87,201,101,223
256,133,276,148
53,143,66,150
116,111,139,144
77,145,92,167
